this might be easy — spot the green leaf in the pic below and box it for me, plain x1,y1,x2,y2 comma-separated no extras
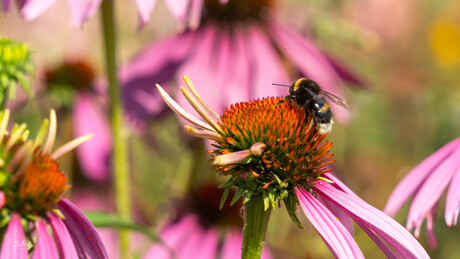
84,211,159,242
268,188,277,210
220,187,230,210
230,187,245,206
263,190,270,211
283,193,303,229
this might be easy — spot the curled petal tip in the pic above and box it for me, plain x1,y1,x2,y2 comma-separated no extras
250,142,266,156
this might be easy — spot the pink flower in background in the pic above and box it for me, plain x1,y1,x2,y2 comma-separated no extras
385,137,460,247
44,60,112,182
121,0,364,124
144,183,272,259
0,110,108,258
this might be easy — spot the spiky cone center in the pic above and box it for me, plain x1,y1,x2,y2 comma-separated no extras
202,0,275,25
214,97,334,208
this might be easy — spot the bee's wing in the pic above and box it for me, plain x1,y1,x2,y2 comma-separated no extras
320,90,348,108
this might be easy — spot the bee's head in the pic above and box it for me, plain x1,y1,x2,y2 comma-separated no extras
292,78,321,95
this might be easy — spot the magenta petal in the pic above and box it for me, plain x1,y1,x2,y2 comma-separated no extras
134,0,157,27
20,0,58,20
178,226,218,259
161,215,201,251
57,199,109,259
315,182,429,259
406,147,460,230
0,214,28,259
121,32,195,121
426,209,438,248
2,0,11,12
164,0,189,29
385,137,460,216
445,164,460,226
33,220,59,259
294,187,364,259
143,244,173,259
317,194,354,235
47,212,79,259
73,93,111,182
67,0,102,28
0,191,4,209
246,25,289,98
187,0,203,29
352,219,398,259
324,54,366,87
221,230,241,259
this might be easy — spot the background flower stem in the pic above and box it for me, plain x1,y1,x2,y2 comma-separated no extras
242,194,271,259
100,0,131,258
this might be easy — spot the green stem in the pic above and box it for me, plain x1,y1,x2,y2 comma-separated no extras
100,1,131,258
242,194,271,259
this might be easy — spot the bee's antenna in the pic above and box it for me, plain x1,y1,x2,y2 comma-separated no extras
272,83,290,87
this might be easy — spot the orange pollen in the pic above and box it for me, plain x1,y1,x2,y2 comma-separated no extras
18,152,70,210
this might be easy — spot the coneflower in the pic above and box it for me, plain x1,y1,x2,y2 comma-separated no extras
156,76,429,259
0,109,108,258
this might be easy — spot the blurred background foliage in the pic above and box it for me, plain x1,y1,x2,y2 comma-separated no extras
2,0,460,258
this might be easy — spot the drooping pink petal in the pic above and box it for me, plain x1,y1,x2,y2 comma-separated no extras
134,0,157,27
57,199,109,259
177,226,218,259
315,182,429,259
406,147,460,231
187,0,203,30
20,0,58,21
0,214,28,259
294,187,365,259
143,243,173,259
176,25,223,116
246,25,289,98
445,162,460,226
121,32,196,121
67,0,102,28
324,54,366,88
2,0,11,12
161,215,202,252
0,191,4,209
33,220,59,259
269,22,350,123
317,194,354,235
164,0,189,30
221,230,272,259
385,137,460,216
352,219,398,259
73,93,111,182
425,208,438,248
47,212,79,259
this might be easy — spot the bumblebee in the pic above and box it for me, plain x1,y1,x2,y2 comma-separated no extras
274,78,348,135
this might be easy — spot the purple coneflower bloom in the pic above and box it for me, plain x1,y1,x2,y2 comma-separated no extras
155,77,429,258
385,137,460,247
144,183,271,259
122,0,363,124
0,109,108,258
44,60,112,182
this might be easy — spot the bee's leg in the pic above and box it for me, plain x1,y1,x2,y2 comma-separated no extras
274,98,287,108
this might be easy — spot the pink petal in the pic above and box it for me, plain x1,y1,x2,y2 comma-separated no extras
33,220,59,259
143,243,173,259
221,230,241,259
446,164,460,226
177,227,218,259
406,147,460,231
246,25,289,98
20,0,58,21
353,219,398,259
426,209,438,248
295,187,364,259
317,194,354,235
220,230,272,259
2,0,11,12
73,93,111,182
67,0,102,28
161,215,202,251
324,54,366,87
57,199,109,259
187,0,203,30
315,182,429,259
385,137,460,216
164,0,189,29
269,22,350,123
0,191,4,209
121,32,196,121
0,214,28,259
134,0,157,27
47,212,79,259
